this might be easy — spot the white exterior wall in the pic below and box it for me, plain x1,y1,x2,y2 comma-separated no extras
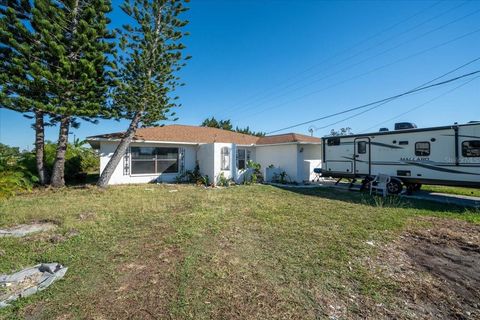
213,143,235,184
197,143,215,182
255,144,300,182
299,144,323,182
99,141,197,185
97,140,322,185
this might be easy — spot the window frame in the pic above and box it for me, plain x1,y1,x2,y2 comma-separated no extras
357,141,367,154
220,147,230,171
327,137,340,146
415,141,431,157
130,146,180,175
462,140,480,158
236,148,251,170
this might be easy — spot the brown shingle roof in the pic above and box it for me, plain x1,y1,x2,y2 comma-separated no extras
256,133,322,145
87,125,322,145
88,125,259,145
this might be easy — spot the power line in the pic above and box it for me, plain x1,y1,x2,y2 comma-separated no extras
224,1,471,118
233,7,480,120
358,75,480,134
219,0,444,116
239,26,480,123
266,69,480,134
309,56,480,133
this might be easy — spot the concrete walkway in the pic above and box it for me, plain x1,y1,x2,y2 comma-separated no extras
402,191,480,209
268,181,480,208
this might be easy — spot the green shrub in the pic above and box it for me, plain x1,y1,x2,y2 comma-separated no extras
244,160,263,184
217,172,231,187
0,144,38,199
23,140,99,183
185,162,202,184
272,171,290,184
0,171,36,198
0,141,99,197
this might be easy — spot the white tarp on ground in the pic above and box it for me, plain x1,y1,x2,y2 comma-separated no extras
0,263,67,308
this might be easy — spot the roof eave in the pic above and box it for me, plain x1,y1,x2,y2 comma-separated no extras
256,141,322,147
86,137,200,146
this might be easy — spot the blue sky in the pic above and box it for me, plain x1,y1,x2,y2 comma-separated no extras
1,0,480,149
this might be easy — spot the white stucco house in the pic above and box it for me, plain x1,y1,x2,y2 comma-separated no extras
87,125,322,185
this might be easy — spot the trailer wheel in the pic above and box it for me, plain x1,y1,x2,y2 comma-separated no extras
387,179,403,195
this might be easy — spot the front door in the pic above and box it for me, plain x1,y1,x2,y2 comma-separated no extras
354,138,370,176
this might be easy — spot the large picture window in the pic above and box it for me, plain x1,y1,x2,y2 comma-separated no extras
462,140,480,157
236,148,251,170
415,142,430,156
130,147,179,174
221,147,230,170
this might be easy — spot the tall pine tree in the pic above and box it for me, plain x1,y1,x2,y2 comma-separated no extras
1,0,115,187
97,0,189,187
42,0,116,187
0,0,51,185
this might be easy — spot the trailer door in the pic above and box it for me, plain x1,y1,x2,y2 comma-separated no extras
354,138,371,176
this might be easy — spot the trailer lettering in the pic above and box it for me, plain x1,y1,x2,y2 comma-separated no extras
400,157,430,161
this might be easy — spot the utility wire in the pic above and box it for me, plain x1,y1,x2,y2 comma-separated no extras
224,1,469,118
220,0,444,115
240,26,480,123
358,75,480,134
266,69,480,134
221,0,446,115
233,8,480,120
309,56,480,133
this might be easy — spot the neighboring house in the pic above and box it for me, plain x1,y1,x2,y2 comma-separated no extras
87,125,322,185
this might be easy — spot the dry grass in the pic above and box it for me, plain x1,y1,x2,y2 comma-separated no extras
0,184,478,319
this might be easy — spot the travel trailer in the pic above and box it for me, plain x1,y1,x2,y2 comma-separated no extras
321,122,480,194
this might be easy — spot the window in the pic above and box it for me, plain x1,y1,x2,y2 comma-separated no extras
130,147,179,174
462,140,480,157
327,138,340,146
415,142,430,156
236,148,251,170
357,141,367,154
399,141,409,145
221,147,230,170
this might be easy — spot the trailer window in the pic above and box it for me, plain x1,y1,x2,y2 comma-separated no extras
462,140,480,157
327,138,340,146
357,141,367,154
415,142,430,156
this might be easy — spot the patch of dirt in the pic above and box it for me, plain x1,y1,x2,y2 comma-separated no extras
48,229,80,244
368,217,480,319
22,228,80,245
77,211,97,221
76,223,183,320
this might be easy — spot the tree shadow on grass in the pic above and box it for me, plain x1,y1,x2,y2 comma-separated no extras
272,185,476,215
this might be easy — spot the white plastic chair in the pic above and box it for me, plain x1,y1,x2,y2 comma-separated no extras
370,174,391,197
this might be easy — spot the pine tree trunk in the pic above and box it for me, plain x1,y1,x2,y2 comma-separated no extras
97,112,142,188
50,116,70,187
34,110,49,185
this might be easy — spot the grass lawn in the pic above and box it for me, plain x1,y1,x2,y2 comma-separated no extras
422,185,480,198
0,184,478,319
